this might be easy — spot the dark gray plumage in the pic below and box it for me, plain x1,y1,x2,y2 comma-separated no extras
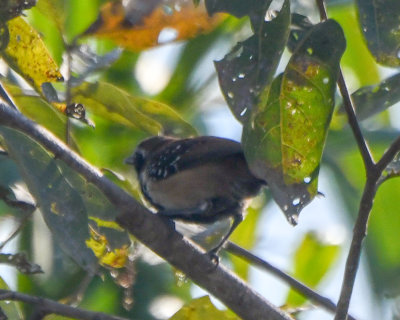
126,135,266,256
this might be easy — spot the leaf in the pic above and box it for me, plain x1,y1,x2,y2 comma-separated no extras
83,0,223,51
367,179,400,293
2,81,67,139
356,0,400,67
170,296,239,320
2,17,63,95
0,127,98,273
215,0,290,123
72,81,197,137
0,277,23,320
350,72,400,120
242,20,346,223
285,233,339,307
35,0,65,31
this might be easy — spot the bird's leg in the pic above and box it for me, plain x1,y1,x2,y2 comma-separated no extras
207,210,243,263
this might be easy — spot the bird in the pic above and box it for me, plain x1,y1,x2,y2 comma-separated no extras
125,135,266,258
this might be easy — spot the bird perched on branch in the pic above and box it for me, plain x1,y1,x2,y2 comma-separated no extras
125,135,266,258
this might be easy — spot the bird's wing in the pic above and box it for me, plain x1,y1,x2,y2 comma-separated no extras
147,136,244,181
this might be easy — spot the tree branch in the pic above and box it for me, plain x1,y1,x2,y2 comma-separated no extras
0,289,128,320
375,135,400,173
0,103,292,320
226,242,357,320
316,0,374,172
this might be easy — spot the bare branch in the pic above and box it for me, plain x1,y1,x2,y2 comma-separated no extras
0,103,292,320
226,242,357,320
316,0,374,172
0,289,128,320
376,136,400,173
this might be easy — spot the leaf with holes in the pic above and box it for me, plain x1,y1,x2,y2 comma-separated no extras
356,0,400,67
215,0,290,123
242,20,346,223
2,17,63,95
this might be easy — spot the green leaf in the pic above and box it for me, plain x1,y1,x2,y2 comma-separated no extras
351,72,400,120
366,179,400,293
0,127,98,273
72,81,197,137
215,0,290,123
285,233,340,307
2,82,67,139
356,0,400,67
35,0,65,31
0,277,23,320
170,296,239,320
242,20,346,223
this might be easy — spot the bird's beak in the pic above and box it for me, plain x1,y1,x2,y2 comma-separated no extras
124,154,136,165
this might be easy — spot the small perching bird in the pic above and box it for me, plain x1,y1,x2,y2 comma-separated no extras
125,135,266,258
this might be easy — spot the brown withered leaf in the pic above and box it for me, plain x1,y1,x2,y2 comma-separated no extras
83,0,223,51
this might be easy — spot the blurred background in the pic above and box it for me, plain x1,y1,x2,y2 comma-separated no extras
0,0,400,319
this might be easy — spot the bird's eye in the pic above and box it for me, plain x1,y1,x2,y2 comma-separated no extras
132,151,145,172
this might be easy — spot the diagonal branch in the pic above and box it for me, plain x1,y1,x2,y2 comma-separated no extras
226,242,357,320
0,289,128,320
0,103,292,320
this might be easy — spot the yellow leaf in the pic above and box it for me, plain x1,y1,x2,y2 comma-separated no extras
2,17,62,94
170,296,239,320
86,226,129,268
84,0,224,51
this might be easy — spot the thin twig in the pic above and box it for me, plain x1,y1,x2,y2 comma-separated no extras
226,242,357,320
0,289,128,320
0,103,292,320
316,0,375,172
315,1,379,319
375,136,400,173
0,211,34,250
